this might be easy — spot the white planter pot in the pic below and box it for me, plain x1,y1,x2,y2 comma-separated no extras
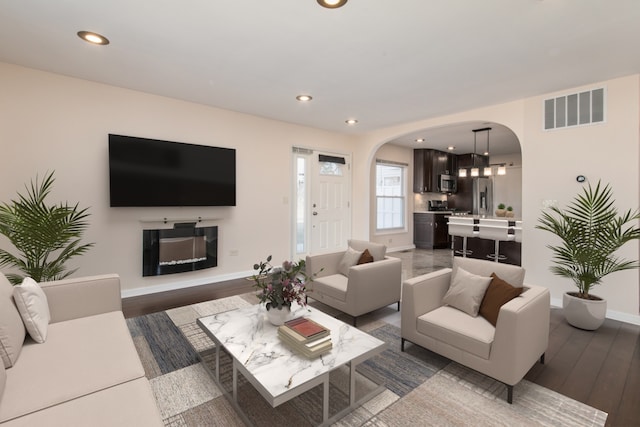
562,292,607,330
266,306,291,326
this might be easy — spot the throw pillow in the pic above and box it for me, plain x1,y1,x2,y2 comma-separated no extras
479,273,524,326
0,273,26,368
13,277,51,344
357,249,374,265
348,239,386,261
338,247,364,276
442,267,492,317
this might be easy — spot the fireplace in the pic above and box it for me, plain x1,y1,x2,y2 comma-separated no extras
142,224,218,277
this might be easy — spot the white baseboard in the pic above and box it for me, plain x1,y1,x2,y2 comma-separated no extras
121,269,255,299
550,297,640,326
387,244,416,253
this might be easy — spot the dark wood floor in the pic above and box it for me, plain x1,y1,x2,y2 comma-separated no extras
122,278,640,426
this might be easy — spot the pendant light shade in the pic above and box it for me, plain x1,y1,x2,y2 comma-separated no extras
458,168,467,177
497,165,507,175
484,166,493,176
470,167,479,177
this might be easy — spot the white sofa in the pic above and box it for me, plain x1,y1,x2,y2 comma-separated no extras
306,240,402,326
0,272,163,426
401,257,550,403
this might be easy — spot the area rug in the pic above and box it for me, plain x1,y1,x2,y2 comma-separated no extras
126,294,608,427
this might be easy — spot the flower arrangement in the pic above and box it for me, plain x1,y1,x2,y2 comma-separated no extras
252,255,309,310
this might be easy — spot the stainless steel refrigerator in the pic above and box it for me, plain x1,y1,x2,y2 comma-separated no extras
472,177,493,216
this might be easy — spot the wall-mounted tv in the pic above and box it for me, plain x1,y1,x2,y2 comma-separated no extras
108,134,236,207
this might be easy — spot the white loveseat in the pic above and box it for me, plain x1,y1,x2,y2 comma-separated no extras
401,257,550,403
0,272,163,426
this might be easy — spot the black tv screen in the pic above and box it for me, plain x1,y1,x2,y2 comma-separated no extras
108,134,236,207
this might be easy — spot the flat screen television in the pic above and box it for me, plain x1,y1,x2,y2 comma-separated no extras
108,134,236,207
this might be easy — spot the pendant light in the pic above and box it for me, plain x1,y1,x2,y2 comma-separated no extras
470,130,479,177
483,128,492,175
497,164,507,175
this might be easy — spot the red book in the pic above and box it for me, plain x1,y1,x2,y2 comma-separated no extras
283,317,329,339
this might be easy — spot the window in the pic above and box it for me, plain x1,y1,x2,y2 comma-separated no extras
376,162,406,231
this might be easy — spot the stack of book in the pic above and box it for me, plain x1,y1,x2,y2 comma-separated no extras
278,317,332,359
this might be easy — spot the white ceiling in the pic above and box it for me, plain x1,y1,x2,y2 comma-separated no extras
1,0,639,155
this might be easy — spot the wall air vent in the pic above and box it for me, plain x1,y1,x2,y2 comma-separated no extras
543,87,605,130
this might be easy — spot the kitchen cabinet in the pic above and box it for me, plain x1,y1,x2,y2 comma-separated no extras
413,149,457,193
414,213,449,249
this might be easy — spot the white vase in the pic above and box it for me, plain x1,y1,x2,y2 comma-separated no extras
562,292,607,330
266,306,291,326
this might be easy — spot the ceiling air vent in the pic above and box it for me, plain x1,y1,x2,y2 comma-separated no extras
544,87,605,130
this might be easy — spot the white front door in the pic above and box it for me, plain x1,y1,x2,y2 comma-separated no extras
292,149,351,256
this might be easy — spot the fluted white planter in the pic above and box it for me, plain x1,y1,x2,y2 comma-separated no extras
562,292,607,331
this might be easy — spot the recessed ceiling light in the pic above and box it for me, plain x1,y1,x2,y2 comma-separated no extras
317,0,348,9
296,94,313,102
415,138,425,143
345,119,358,125
448,146,455,151
77,31,110,45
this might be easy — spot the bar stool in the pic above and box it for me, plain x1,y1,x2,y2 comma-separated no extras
479,220,514,262
448,218,476,257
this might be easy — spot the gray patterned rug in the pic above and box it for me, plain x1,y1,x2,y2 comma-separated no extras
126,294,608,426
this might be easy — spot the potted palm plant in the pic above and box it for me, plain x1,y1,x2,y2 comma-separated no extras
0,172,94,284
536,180,640,330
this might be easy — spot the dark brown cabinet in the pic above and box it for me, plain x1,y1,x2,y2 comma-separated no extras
413,149,458,193
414,213,449,249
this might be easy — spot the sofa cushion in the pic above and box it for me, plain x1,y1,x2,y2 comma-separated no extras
310,274,348,302
13,277,51,343
338,247,363,276
479,273,524,326
442,267,492,317
418,306,495,360
1,377,163,427
357,249,374,265
348,239,386,262
0,273,26,368
0,310,145,423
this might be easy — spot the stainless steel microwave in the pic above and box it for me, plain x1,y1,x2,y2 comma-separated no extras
438,174,457,193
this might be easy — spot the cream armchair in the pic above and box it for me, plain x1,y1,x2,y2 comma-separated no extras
306,240,402,326
401,257,550,403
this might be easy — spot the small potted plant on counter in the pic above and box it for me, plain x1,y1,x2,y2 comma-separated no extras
536,180,640,330
506,206,514,218
495,203,506,217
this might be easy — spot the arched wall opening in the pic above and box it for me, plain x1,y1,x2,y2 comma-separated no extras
366,120,523,254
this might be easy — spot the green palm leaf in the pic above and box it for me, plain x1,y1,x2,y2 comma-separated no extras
536,180,640,298
0,171,94,284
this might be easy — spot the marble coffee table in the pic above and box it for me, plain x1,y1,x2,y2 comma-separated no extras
197,303,386,426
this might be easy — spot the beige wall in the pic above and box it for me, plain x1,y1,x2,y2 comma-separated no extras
0,62,358,295
358,74,640,324
2,61,638,323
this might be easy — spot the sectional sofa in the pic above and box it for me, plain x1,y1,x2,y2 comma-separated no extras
0,272,163,426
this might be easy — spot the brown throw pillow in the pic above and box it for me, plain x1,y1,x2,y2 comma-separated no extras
479,273,523,326
357,249,374,265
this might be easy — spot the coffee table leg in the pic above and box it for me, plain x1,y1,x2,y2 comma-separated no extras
323,374,329,423
215,343,220,382
350,361,356,406
233,359,238,402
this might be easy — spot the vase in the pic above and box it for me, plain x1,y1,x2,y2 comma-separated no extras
266,306,291,326
562,292,606,330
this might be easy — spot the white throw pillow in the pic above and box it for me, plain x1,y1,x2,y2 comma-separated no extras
13,277,51,343
338,247,364,276
442,267,492,317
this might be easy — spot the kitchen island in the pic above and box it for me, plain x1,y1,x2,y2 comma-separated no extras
447,215,522,266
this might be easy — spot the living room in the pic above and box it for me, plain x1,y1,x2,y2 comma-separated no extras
1,1,639,426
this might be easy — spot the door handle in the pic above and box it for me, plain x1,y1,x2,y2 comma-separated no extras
313,212,318,216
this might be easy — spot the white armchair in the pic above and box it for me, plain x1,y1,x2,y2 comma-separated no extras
401,257,550,403
306,240,402,326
